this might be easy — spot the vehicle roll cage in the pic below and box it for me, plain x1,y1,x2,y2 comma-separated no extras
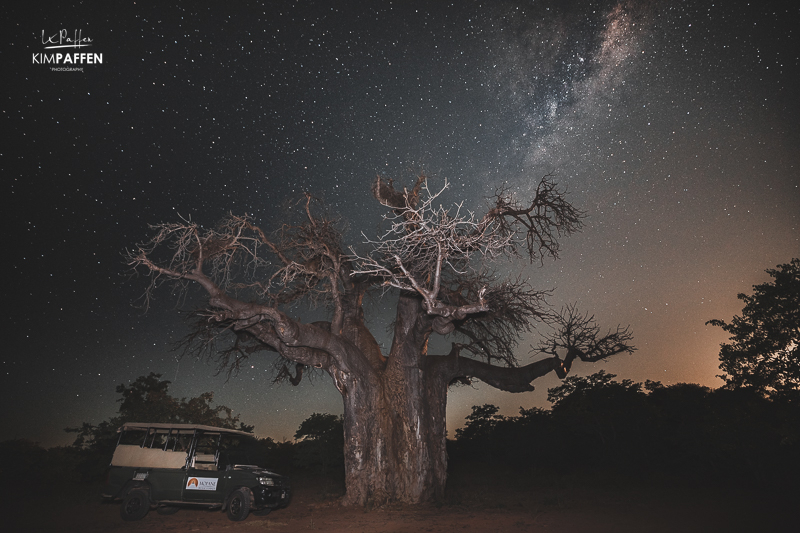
114,423,254,469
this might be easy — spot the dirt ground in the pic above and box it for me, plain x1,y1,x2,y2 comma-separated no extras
6,472,795,533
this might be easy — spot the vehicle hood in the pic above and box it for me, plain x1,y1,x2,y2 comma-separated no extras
230,464,281,476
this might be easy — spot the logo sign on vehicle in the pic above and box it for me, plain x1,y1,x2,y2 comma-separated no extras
186,477,218,491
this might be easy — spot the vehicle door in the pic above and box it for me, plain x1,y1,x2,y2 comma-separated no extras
148,463,187,501
148,430,191,501
182,432,226,503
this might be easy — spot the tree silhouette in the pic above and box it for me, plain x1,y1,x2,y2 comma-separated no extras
126,175,634,504
707,258,800,400
455,404,505,442
67,373,250,456
451,374,800,489
294,413,344,475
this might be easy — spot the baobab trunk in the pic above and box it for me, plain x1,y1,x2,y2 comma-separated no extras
338,370,449,505
338,294,449,505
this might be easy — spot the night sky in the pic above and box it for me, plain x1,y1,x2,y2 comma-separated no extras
4,0,798,448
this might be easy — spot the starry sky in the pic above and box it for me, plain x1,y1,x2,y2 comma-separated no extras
4,0,798,448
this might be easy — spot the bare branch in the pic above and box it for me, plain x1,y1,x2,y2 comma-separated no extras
274,362,306,386
126,201,351,314
536,304,635,374
352,177,511,325
448,275,553,366
481,176,586,264
353,174,582,341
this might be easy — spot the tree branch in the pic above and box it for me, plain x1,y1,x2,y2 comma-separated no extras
537,305,635,374
479,176,586,264
428,344,570,392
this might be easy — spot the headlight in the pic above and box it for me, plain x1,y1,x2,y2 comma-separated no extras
257,476,275,486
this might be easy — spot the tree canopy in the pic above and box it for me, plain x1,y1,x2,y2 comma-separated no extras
707,258,800,400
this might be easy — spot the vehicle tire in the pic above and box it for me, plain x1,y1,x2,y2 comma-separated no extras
156,505,180,515
120,489,150,521
227,488,251,521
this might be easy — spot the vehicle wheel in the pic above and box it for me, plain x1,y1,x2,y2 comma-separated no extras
227,488,251,521
252,507,272,516
120,489,150,521
156,505,180,515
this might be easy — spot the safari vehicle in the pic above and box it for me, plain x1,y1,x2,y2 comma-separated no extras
103,423,290,521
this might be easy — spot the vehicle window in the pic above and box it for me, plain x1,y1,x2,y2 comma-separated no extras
119,428,148,446
146,431,169,449
194,433,219,455
165,432,192,452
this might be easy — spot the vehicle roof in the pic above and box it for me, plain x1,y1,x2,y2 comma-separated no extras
120,422,254,437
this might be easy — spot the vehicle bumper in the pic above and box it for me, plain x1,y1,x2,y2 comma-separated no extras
252,485,291,509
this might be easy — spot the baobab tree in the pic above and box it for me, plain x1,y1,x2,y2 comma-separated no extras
126,174,633,505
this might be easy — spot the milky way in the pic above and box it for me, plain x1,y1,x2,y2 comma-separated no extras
4,0,798,446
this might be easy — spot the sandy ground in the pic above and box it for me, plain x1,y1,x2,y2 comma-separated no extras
5,472,795,532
